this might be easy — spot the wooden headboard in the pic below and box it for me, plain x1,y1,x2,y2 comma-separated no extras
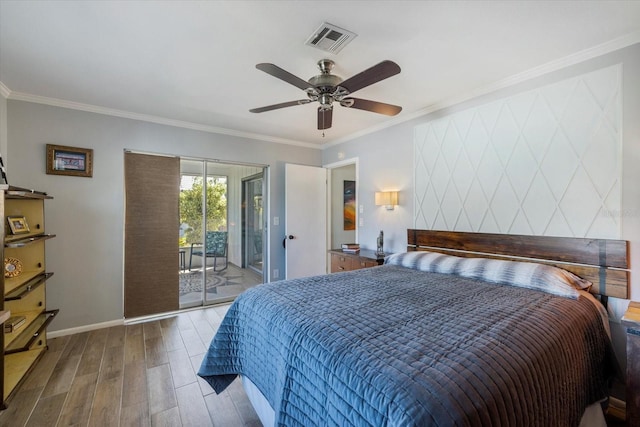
407,229,629,299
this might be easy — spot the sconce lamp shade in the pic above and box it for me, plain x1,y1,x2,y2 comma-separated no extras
375,191,398,210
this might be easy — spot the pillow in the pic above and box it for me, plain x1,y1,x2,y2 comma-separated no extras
384,251,592,299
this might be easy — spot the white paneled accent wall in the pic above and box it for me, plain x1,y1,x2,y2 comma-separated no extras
414,65,622,239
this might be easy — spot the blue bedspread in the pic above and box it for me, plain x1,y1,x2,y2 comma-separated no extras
198,265,613,426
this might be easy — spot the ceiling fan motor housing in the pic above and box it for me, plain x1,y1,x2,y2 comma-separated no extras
308,73,343,89
307,60,347,107
308,60,343,89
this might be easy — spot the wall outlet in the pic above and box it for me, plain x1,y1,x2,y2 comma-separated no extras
273,216,279,226
273,269,279,279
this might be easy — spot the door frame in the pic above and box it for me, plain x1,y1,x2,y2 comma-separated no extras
324,157,359,263
241,171,266,275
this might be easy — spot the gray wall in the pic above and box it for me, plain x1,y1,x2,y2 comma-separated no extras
6,101,321,331
3,43,639,374
323,43,640,374
324,43,640,303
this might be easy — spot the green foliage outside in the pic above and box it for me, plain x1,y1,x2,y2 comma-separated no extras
179,176,227,247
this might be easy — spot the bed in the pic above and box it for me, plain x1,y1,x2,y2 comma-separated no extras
198,229,628,426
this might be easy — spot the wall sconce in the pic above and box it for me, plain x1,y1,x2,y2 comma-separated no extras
375,191,398,210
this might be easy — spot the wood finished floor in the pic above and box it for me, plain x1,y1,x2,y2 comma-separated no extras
1,303,628,427
0,304,261,427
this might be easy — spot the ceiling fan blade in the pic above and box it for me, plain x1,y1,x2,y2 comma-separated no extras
256,63,314,91
338,60,401,94
250,99,311,113
318,107,333,130
341,98,402,116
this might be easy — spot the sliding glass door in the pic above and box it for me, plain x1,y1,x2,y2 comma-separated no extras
179,159,266,309
179,160,228,308
242,173,264,275
203,162,229,305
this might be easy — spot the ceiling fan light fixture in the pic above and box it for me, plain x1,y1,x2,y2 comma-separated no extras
250,59,402,130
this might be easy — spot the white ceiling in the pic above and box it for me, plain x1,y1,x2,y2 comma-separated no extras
1,1,640,147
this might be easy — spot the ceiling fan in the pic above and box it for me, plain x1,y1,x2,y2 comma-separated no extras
249,59,402,131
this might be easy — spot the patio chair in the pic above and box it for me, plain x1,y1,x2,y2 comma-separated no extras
189,231,228,272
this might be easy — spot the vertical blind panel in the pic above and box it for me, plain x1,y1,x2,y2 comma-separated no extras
124,153,179,318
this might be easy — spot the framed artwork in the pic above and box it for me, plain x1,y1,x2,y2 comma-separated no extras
343,180,356,231
7,216,30,234
46,144,93,177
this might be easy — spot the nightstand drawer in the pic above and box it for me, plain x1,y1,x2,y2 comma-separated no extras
331,253,352,272
353,259,378,269
329,249,386,273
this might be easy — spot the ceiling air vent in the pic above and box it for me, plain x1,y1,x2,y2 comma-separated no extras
305,22,357,54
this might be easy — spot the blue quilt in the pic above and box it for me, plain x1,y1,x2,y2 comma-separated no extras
198,265,613,426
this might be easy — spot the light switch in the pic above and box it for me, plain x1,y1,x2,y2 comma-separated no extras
273,216,279,226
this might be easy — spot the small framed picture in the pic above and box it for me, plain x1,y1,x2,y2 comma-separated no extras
46,144,93,178
7,216,30,234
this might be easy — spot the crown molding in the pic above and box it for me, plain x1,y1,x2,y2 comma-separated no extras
325,33,640,149
3,33,638,150
5,90,321,149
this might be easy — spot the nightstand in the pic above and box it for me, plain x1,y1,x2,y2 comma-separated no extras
328,249,386,273
622,301,640,425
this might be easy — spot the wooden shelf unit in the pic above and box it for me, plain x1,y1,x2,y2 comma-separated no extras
1,185,57,409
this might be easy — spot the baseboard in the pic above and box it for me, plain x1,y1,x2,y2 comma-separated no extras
48,318,124,338
124,302,233,325
47,302,234,338
124,308,189,325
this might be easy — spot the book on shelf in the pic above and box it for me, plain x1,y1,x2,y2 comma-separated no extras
342,248,360,253
341,243,360,249
4,315,26,333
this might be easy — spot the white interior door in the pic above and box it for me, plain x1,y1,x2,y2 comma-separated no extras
285,163,327,279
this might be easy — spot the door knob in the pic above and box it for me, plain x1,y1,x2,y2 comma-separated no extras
282,235,295,248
